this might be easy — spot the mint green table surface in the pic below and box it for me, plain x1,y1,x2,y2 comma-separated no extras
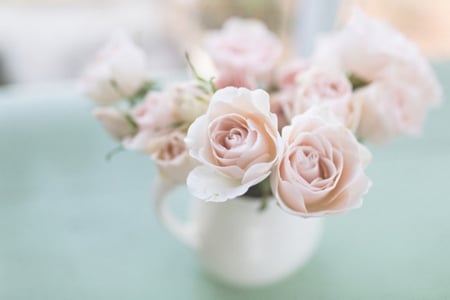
1,64,449,300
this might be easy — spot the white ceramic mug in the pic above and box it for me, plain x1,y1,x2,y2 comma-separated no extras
153,177,323,287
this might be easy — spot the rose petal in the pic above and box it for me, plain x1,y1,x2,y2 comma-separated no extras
187,166,252,202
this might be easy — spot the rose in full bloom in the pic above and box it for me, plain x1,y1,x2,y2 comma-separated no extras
123,91,177,153
293,67,361,131
313,10,442,143
271,108,371,217
205,18,282,85
185,87,282,202
92,107,136,140
352,81,427,143
152,131,196,184
81,32,148,105
315,10,438,85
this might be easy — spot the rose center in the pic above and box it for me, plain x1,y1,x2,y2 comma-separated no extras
293,148,320,183
224,128,245,149
289,144,334,186
209,114,250,154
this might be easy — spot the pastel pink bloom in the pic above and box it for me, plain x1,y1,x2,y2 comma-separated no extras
81,32,148,105
152,131,196,184
124,91,177,153
313,10,442,143
271,108,371,217
185,87,282,202
205,18,282,84
293,67,360,131
318,10,439,87
353,81,428,144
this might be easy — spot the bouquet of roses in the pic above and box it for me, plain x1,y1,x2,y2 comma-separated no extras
81,11,441,217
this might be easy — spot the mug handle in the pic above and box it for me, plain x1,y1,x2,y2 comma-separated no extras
153,176,197,250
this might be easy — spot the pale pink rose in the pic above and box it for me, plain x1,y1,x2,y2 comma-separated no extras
185,87,282,202
123,91,177,152
317,10,438,85
275,59,310,89
92,107,136,140
293,67,360,131
313,10,431,80
205,18,282,84
353,81,428,144
168,80,212,123
313,10,442,142
271,108,372,217
152,131,196,184
81,32,148,105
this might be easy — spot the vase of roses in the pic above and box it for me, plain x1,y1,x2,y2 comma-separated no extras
81,10,441,287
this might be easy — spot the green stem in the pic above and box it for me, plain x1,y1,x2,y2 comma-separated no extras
258,178,272,212
185,52,217,93
124,113,138,131
105,144,125,161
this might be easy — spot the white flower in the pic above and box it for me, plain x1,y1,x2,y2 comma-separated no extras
81,32,148,105
313,10,442,143
92,107,136,140
168,81,211,124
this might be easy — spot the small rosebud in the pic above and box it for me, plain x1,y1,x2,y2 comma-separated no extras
93,107,136,140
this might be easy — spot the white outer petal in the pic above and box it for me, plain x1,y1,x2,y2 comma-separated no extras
187,166,252,202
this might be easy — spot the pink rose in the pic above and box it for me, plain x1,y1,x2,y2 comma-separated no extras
81,32,148,105
152,131,196,184
293,67,360,131
271,108,371,217
124,91,177,152
353,81,427,144
185,87,282,202
205,18,282,85
313,10,442,142
319,10,439,86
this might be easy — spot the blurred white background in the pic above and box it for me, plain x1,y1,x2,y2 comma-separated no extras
0,0,183,85
0,0,449,85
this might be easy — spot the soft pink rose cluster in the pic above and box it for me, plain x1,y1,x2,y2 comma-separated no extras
83,13,441,218
82,35,214,184
313,10,442,143
185,88,371,216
